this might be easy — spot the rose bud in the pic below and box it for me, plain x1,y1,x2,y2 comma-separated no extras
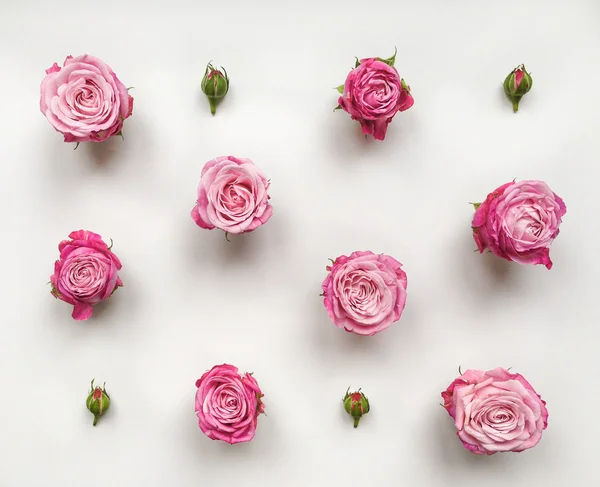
86,379,111,426
201,62,229,115
343,388,370,428
503,64,532,112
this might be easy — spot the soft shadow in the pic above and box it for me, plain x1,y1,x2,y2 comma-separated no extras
185,226,263,270
306,290,406,361
86,135,123,165
322,105,418,165
455,223,523,300
426,403,511,472
324,112,376,162
178,393,283,471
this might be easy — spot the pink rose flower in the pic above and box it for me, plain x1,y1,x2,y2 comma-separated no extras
472,180,566,269
40,54,134,143
195,364,265,444
191,156,273,234
441,367,548,455
338,56,414,140
322,251,407,336
50,230,123,321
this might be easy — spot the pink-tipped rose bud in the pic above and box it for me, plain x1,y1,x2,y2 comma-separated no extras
471,180,566,269
201,63,229,115
441,368,548,454
86,379,111,426
343,388,370,428
335,49,414,140
503,64,532,112
50,230,123,320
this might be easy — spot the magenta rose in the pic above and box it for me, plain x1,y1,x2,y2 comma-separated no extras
322,251,407,336
472,180,566,269
337,52,414,140
40,54,134,143
191,156,273,234
441,367,548,455
50,230,123,320
195,364,265,444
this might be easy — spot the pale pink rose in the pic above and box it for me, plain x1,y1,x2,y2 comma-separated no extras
195,364,265,444
40,54,134,143
191,156,273,234
338,58,414,140
441,367,548,455
50,230,123,320
322,251,407,336
472,180,566,269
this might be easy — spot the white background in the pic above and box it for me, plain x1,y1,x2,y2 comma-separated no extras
0,0,598,485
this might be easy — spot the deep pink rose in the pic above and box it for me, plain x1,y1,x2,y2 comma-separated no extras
472,180,566,269
441,368,548,455
40,54,134,143
195,364,265,444
50,230,123,320
338,58,414,140
191,156,273,234
322,251,407,336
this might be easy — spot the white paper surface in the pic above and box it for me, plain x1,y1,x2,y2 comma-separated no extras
0,0,598,485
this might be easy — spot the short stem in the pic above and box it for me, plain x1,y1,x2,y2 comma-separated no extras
93,415,98,426
353,417,360,428
209,98,217,115
512,100,520,113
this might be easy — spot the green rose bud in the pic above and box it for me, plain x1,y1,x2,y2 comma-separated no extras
86,379,110,426
201,62,229,115
503,64,532,113
343,388,370,428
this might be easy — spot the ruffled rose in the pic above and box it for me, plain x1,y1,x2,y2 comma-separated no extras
40,54,134,143
442,367,548,455
50,230,123,320
195,364,265,444
472,180,566,269
191,156,273,234
322,251,407,336
338,57,413,140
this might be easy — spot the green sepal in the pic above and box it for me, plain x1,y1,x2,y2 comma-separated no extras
471,203,481,210
354,57,360,68
333,105,342,111
335,84,344,94
377,47,397,67
50,283,60,297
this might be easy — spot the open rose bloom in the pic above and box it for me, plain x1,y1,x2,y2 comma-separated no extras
337,51,413,140
195,364,265,444
442,368,548,455
322,251,407,336
191,156,273,235
50,230,123,320
472,180,566,269
40,54,134,143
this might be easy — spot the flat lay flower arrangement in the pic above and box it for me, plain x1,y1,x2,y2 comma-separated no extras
39,49,564,456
